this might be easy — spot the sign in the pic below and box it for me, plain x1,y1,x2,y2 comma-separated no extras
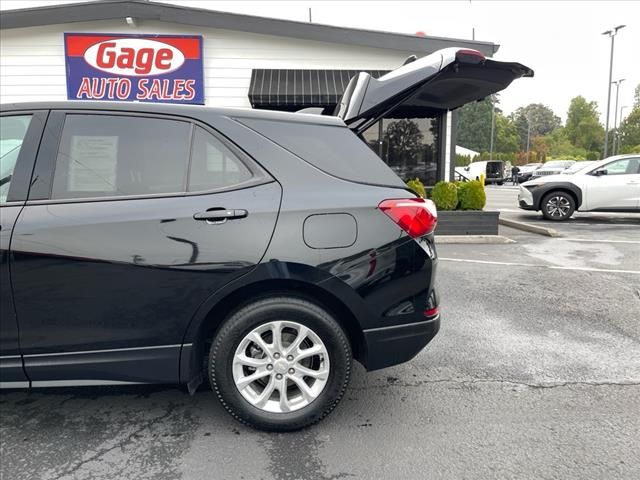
64,33,204,104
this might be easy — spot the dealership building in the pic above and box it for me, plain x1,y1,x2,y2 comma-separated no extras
0,0,499,185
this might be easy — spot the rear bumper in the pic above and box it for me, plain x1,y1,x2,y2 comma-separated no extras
360,314,440,371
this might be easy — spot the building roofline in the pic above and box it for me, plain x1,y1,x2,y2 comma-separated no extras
0,0,500,56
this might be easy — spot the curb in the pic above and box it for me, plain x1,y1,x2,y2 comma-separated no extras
435,235,516,244
499,217,560,237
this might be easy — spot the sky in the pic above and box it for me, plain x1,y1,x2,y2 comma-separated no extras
2,0,639,125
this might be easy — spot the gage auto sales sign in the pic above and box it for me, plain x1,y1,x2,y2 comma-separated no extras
64,33,204,104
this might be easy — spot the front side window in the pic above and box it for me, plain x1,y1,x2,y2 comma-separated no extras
0,115,32,204
188,126,252,192
604,158,640,175
52,115,190,199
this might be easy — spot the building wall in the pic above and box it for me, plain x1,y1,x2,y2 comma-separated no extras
1,19,454,181
0,19,409,107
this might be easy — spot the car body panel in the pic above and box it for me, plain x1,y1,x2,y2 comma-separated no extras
0,109,48,386
336,48,532,132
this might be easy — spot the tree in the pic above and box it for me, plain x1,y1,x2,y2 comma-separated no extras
384,119,424,166
494,114,520,153
634,84,640,108
510,103,562,149
618,106,640,153
456,97,494,152
540,127,587,159
565,96,604,152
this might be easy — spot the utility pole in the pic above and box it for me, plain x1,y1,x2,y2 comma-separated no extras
602,25,625,157
526,115,532,163
308,7,312,23
489,96,495,160
611,79,625,156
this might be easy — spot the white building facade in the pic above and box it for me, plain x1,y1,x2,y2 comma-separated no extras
0,0,499,185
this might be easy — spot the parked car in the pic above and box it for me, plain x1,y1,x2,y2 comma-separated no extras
519,155,640,220
529,159,575,179
456,160,505,184
0,47,532,431
516,162,542,183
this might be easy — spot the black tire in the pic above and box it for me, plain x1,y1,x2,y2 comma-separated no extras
541,191,575,221
209,296,351,431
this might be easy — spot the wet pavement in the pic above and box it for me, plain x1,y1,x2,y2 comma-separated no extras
1,190,639,479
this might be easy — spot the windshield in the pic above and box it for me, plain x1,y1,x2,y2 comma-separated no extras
542,160,575,169
562,161,596,174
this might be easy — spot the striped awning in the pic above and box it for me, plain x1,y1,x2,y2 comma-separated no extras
248,69,389,111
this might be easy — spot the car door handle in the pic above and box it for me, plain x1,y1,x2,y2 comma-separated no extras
193,208,248,223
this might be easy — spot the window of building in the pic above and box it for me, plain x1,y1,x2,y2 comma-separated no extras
188,126,252,192
362,116,440,186
0,115,32,204
52,115,191,199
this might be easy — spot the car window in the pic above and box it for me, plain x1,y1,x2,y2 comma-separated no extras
52,114,190,200
188,126,252,192
604,158,640,175
0,115,32,204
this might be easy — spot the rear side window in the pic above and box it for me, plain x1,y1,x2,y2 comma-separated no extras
188,126,252,192
236,118,405,187
1,115,32,204
52,114,190,199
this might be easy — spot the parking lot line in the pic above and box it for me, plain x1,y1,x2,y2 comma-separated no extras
439,257,640,275
560,238,640,244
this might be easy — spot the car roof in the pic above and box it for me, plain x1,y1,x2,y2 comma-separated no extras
0,101,346,127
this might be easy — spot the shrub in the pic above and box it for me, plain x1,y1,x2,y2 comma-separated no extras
406,178,426,198
431,181,458,210
457,179,486,210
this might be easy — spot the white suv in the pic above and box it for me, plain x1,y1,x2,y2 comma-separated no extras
518,155,640,220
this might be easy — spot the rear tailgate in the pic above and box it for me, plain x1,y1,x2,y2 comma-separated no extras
337,48,533,134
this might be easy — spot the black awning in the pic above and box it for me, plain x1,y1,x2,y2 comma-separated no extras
248,69,389,111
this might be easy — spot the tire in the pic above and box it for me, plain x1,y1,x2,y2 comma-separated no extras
209,296,352,431
541,191,575,221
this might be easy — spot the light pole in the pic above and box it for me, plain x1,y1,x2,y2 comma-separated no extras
602,25,625,157
611,79,625,156
525,114,532,163
617,105,630,154
489,96,495,160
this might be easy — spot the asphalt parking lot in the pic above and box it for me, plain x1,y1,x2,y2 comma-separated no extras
1,187,639,480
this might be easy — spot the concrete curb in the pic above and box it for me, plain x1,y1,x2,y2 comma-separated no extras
499,217,560,237
435,235,516,244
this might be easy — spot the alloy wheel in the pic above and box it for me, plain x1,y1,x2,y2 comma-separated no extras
545,195,571,218
232,321,330,413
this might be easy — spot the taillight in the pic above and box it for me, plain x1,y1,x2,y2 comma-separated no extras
377,198,438,238
424,306,439,317
455,49,485,64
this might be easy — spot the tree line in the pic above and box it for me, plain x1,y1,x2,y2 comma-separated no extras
456,84,640,165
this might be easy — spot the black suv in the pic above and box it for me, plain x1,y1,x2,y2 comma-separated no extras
0,48,531,430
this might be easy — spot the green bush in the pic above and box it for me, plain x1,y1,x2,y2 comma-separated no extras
457,180,486,210
431,181,458,210
406,178,426,198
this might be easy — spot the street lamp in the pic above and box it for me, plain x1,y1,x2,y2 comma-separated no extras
611,78,625,156
602,24,625,157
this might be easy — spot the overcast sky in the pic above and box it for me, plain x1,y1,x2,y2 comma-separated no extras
3,0,639,125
